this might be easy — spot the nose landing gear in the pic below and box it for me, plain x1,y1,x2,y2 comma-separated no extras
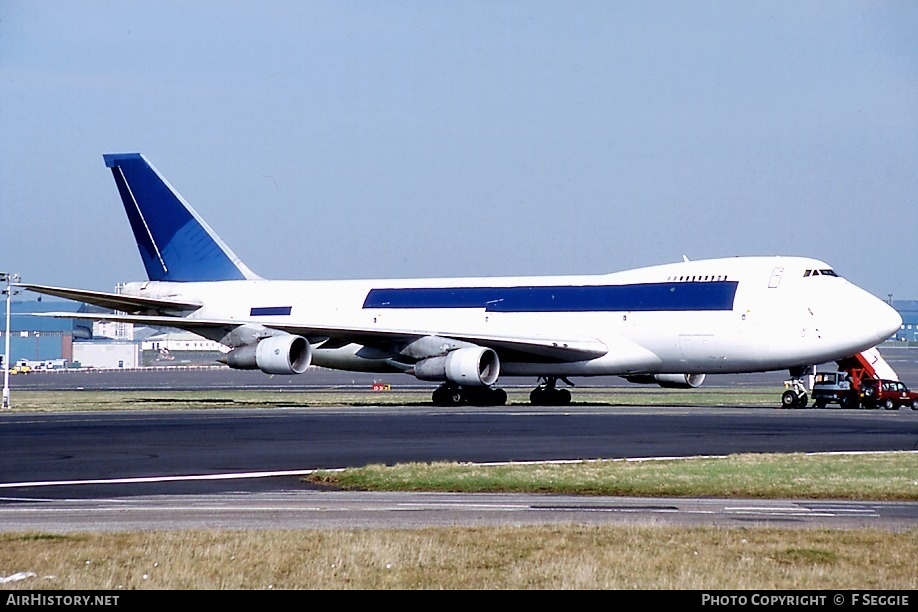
780,366,813,409
781,380,808,409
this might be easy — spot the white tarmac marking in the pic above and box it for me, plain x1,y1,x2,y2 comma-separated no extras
0,469,326,489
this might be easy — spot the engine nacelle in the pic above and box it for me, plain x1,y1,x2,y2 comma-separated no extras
624,373,706,389
413,347,500,387
221,335,312,375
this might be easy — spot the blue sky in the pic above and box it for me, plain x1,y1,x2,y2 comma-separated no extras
1,1,916,299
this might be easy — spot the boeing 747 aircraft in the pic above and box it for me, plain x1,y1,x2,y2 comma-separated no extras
22,153,902,407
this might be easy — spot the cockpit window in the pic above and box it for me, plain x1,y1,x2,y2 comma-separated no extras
803,269,839,278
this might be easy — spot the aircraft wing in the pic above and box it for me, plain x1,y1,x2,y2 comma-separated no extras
32,311,608,362
19,283,202,314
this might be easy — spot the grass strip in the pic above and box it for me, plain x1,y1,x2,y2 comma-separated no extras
307,452,918,501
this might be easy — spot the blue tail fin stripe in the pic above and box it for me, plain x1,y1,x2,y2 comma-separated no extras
103,153,260,282
110,164,170,277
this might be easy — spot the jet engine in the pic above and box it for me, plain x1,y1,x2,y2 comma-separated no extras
221,334,312,375
413,346,500,387
624,373,706,389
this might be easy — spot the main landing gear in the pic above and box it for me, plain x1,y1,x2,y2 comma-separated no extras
430,377,576,407
529,376,573,406
431,383,507,407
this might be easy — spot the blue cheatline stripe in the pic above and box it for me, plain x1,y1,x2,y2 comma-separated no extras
363,282,738,312
250,306,292,316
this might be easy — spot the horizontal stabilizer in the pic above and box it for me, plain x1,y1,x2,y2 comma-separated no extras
19,284,202,315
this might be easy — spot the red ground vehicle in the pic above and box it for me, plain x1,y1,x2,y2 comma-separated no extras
806,347,917,409
859,378,918,411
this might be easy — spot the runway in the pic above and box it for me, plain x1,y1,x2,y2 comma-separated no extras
1,490,915,532
1,358,917,532
1,403,916,531
3,403,917,492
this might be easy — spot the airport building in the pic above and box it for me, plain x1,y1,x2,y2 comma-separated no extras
890,300,918,343
0,299,91,367
1,299,205,369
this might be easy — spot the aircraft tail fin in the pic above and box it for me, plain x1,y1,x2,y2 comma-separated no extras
103,153,261,282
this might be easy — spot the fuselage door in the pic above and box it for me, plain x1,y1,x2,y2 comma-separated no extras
677,333,721,364
768,268,784,288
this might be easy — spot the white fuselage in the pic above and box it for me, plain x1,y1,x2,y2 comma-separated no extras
119,256,901,379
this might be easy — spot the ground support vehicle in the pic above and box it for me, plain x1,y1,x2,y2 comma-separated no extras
859,378,918,411
782,348,897,409
802,347,911,409
810,371,858,409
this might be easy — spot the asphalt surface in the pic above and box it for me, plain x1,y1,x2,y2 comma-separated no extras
1,350,917,531
1,491,915,532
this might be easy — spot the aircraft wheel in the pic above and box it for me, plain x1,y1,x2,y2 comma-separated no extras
432,385,463,407
530,387,571,406
465,387,507,406
530,387,547,405
780,390,799,408
795,393,808,409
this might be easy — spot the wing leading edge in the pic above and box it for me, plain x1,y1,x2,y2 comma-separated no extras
30,309,608,362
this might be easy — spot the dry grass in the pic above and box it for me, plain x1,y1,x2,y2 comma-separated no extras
1,526,915,590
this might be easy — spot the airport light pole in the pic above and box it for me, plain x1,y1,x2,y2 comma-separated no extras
2,272,20,410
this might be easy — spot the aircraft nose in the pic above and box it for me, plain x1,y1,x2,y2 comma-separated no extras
872,299,902,343
827,286,902,354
